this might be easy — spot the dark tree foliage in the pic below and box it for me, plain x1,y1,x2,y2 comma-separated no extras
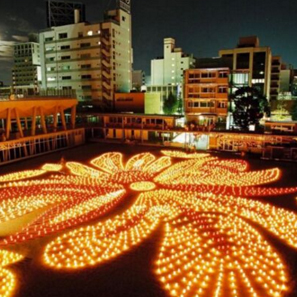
230,87,270,130
163,92,178,115
290,99,297,121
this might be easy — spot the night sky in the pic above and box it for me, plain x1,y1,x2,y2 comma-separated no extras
0,0,297,84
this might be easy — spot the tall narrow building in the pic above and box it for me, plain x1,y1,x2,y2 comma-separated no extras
12,42,41,92
151,38,195,86
39,0,132,108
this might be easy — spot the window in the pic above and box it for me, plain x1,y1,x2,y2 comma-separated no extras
62,76,71,80
80,43,91,48
87,31,93,36
218,86,228,93
61,56,71,60
78,32,83,37
81,64,91,69
122,16,126,21
61,45,70,50
201,72,215,78
82,85,92,90
218,72,228,78
59,33,68,39
202,88,214,93
218,102,226,108
45,46,54,52
45,37,54,42
81,74,91,79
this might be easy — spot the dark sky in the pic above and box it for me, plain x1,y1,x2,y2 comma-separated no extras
0,0,297,84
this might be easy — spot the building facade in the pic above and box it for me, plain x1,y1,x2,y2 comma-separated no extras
146,84,182,114
184,68,229,126
12,42,41,92
151,38,195,86
270,56,281,101
219,36,272,99
132,70,145,91
39,0,132,107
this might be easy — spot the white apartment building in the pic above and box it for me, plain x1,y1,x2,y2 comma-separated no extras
39,0,132,106
151,38,195,86
12,42,41,90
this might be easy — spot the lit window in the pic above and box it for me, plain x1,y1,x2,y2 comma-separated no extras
87,31,93,36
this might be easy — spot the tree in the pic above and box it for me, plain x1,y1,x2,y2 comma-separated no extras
230,86,270,130
163,92,178,115
290,99,297,121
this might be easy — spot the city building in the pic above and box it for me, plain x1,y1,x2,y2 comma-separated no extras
151,38,195,86
146,84,182,114
114,92,162,114
39,0,132,108
46,0,86,27
12,42,41,93
132,70,145,91
219,36,272,99
270,56,281,101
279,64,293,93
184,68,229,127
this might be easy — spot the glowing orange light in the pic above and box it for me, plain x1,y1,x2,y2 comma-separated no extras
0,151,296,297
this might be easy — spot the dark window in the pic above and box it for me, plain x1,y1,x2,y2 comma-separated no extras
61,45,70,50
61,56,71,60
81,74,91,79
236,53,250,69
81,64,91,69
59,33,68,39
62,76,71,80
80,43,91,48
253,52,266,79
218,72,228,78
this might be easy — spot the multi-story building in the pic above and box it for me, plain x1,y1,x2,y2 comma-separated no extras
279,64,293,93
132,70,145,91
184,68,229,126
146,84,182,114
270,56,281,101
12,42,41,92
151,38,195,86
39,0,132,108
219,36,272,99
